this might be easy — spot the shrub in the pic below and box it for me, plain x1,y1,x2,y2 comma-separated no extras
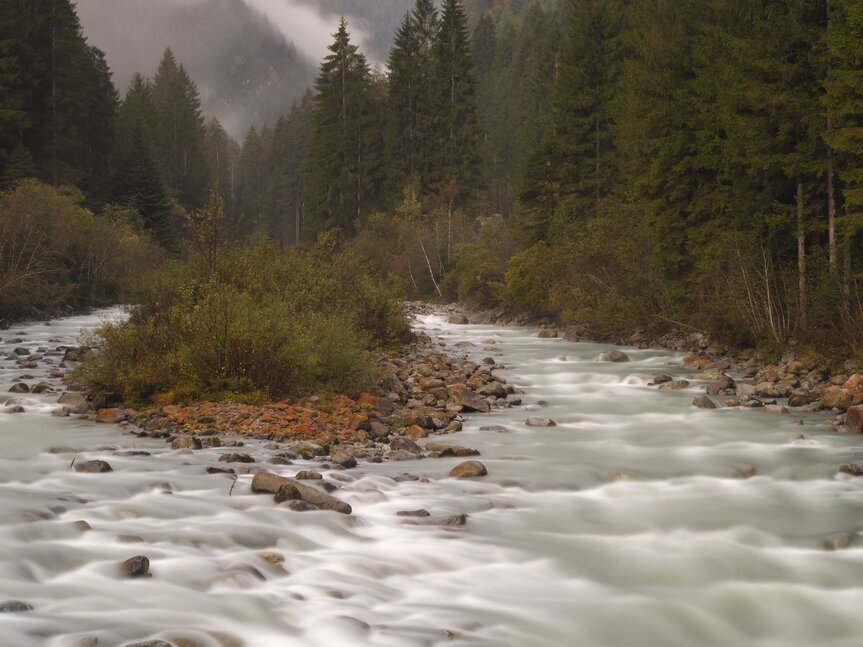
80,224,410,402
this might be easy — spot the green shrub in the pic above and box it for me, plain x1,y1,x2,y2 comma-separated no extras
80,229,410,402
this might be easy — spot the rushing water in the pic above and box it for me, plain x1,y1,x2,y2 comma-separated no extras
2,310,863,647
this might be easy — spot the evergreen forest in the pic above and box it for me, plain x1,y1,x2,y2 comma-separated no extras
2,0,863,363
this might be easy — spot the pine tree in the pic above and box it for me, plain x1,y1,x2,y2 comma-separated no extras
520,0,627,239
302,17,381,238
152,48,209,210
113,75,175,248
385,12,422,195
431,0,481,192
0,0,116,198
203,117,235,212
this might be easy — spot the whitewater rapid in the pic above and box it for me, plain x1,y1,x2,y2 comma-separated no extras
2,310,863,647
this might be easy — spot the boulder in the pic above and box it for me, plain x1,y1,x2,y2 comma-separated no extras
706,376,735,395
525,417,556,427
331,448,357,469
658,380,690,390
476,382,507,399
692,396,717,410
397,509,430,517
0,600,33,613
124,642,172,647
295,470,322,480
8,383,29,394
839,464,863,477
121,555,150,578
74,460,113,473
449,461,487,478
596,350,630,362
3,405,24,414
170,435,202,450
95,408,126,424
390,436,422,454
251,472,352,514
424,443,479,457
649,374,673,385
218,453,254,463
446,384,491,413
274,483,302,503
447,315,469,325
30,382,53,394
845,405,863,433
440,513,469,526
537,329,558,339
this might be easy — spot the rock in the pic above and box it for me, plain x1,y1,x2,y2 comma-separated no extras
476,382,507,399
446,384,491,413
95,408,126,424
30,382,53,394
274,483,303,503
397,509,430,517
218,453,254,463
736,383,756,397
331,448,357,469
251,472,352,514
440,513,468,526
58,392,86,406
449,460,488,478
764,404,788,414
124,642,172,647
295,470,322,480
649,374,673,385
390,436,422,454
537,329,558,339
822,386,856,410
706,375,735,395
525,417,556,427
425,443,479,457
447,314,468,325
838,464,863,477
206,467,235,475
0,600,33,613
285,500,319,511
170,435,202,450
845,405,863,433
692,396,717,409
9,383,29,393
3,405,24,414
13,347,28,356
658,380,690,390
405,424,428,439
121,555,150,578
74,460,113,473
596,350,630,362
479,425,511,433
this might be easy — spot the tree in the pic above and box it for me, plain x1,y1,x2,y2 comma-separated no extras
302,17,382,238
520,0,627,239
431,0,482,192
152,48,209,210
113,75,175,248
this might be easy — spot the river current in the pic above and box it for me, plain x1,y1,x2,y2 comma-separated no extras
2,309,863,647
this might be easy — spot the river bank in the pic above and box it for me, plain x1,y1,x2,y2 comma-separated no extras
4,307,863,646
441,301,863,434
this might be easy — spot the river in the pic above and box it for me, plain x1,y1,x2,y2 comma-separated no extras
2,308,863,647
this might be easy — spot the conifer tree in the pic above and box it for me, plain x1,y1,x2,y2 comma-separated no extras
302,17,381,238
113,75,175,248
203,117,235,212
152,48,209,209
432,0,481,193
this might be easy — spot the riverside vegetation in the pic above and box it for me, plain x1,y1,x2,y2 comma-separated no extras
2,0,863,401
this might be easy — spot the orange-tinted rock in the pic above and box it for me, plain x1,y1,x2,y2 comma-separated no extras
95,408,125,424
846,405,863,433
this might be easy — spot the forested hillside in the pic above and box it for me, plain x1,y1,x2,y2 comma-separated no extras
2,0,863,359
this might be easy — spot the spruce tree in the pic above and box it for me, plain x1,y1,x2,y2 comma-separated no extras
385,12,422,195
152,48,209,210
432,0,481,193
302,17,381,238
203,117,235,212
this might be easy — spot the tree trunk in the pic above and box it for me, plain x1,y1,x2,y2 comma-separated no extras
796,179,807,332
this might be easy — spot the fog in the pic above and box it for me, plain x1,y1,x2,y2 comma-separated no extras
76,0,398,136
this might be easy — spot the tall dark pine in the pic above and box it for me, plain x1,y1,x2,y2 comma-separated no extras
152,48,208,210
385,13,422,195
113,75,175,248
0,0,116,200
269,92,313,246
520,0,626,239
203,117,235,212
302,17,380,238
432,0,481,192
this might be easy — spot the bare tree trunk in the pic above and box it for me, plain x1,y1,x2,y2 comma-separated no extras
417,231,443,297
828,145,837,270
796,179,807,332
447,198,453,264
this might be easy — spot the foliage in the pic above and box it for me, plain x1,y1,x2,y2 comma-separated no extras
0,180,163,323
81,211,410,401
